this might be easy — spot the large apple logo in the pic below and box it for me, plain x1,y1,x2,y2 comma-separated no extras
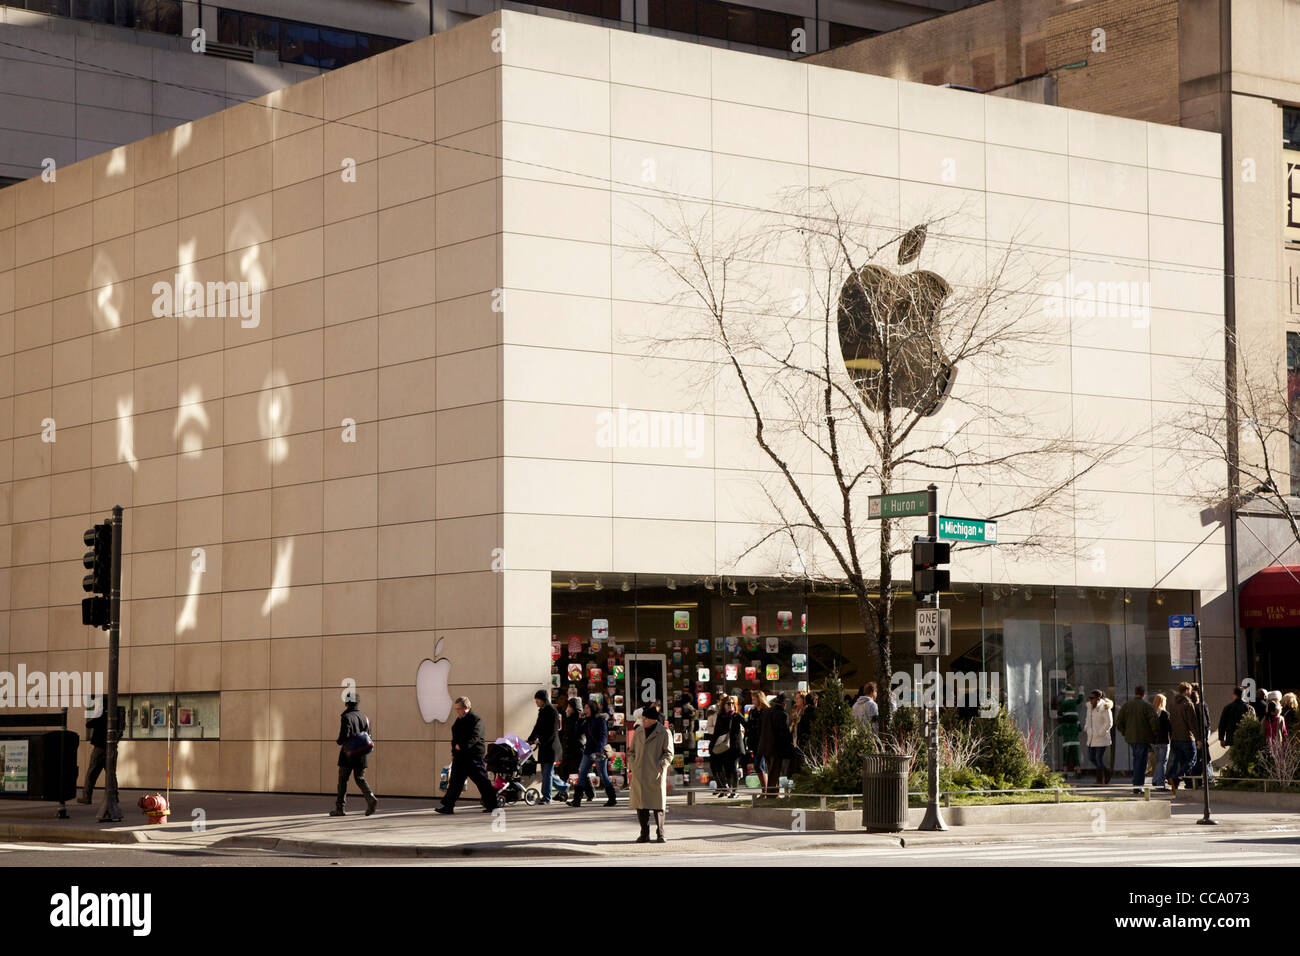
416,638,453,723
837,224,955,416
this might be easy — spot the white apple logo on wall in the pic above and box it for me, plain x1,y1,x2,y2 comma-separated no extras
416,638,453,723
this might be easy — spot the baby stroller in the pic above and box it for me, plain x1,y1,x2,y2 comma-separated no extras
486,734,542,808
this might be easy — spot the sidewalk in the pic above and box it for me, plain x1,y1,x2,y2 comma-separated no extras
0,789,1294,858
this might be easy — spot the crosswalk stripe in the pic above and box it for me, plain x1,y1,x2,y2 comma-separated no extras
0,842,86,852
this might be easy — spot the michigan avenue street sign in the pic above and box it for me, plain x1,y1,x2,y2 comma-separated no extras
937,515,997,543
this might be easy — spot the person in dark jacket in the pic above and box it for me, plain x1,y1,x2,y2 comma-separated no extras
436,696,495,814
1114,685,1158,794
1166,683,1198,794
759,693,794,797
331,696,377,817
571,700,617,807
555,698,583,802
77,708,108,805
528,689,564,804
1218,685,1250,748
710,695,745,797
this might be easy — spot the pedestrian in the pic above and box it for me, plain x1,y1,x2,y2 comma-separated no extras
571,700,617,807
710,696,744,797
1083,689,1113,785
627,704,673,842
1151,693,1171,789
1282,693,1299,735
851,682,880,728
330,695,377,817
555,697,583,802
1166,682,1198,795
1058,685,1082,777
1218,685,1250,748
1115,685,1158,794
748,690,771,791
790,689,817,773
527,689,564,805
703,704,721,791
1252,688,1268,720
1264,699,1288,754
678,692,697,753
77,707,108,805
1189,687,1214,781
435,696,496,814
759,692,794,797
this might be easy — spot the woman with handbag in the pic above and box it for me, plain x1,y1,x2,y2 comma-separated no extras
710,696,744,797
571,699,617,807
555,698,583,802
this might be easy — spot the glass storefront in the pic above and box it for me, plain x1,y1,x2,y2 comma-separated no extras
550,573,1195,783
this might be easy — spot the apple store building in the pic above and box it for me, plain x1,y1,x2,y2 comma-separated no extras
0,11,1234,794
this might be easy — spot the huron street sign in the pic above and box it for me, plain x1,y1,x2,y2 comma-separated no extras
868,491,930,519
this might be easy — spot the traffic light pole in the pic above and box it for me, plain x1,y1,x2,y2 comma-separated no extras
99,505,123,823
918,483,947,831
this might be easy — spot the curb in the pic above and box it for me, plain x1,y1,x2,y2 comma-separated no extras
217,834,605,858
0,822,150,845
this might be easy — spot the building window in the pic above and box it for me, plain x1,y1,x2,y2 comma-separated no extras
827,21,875,49
216,8,406,69
1288,331,1300,489
124,692,221,739
1285,107,1300,151
529,0,621,20
647,0,802,52
3,0,181,34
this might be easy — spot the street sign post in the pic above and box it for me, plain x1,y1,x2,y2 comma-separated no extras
937,515,998,544
868,491,930,519
917,484,947,832
1168,614,1197,670
1166,614,1215,826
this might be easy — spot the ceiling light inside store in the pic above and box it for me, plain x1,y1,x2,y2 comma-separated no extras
1155,592,1164,606
666,578,676,590
748,582,757,595
594,578,603,591
621,579,630,592
569,578,578,590
704,578,714,590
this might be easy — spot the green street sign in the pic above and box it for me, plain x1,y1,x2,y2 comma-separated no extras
868,491,930,519
937,515,997,543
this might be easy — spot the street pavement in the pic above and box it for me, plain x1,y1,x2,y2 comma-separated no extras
0,786,1295,862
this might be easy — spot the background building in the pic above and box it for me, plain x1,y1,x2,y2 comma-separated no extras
808,0,1300,703
0,10,1226,793
0,0,991,183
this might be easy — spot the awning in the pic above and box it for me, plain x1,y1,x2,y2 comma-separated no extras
1240,565,1300,628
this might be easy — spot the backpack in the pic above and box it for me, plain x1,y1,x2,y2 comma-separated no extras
345,716,374,757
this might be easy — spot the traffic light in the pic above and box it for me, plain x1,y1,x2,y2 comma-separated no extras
81,522,112,629
912,537,950,601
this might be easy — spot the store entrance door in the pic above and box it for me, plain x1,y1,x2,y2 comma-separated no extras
1250,629,1300,693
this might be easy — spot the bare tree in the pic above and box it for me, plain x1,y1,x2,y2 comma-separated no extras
1174,328,1300,554
633,187,1131,729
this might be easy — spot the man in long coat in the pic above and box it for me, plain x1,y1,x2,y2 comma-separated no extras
627,704,674,842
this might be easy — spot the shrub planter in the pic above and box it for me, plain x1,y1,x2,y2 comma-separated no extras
861,754,913,832
1208,788,1300,811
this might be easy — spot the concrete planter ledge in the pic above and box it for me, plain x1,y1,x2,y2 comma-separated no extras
682,798,1170,831
1206,789,1300,811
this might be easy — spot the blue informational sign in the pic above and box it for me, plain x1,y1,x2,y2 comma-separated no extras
1168,614,1196,629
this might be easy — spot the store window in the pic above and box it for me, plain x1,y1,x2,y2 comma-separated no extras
529,0,621,21
1285,107,1300,151
124,692,220,739
827,21,875,50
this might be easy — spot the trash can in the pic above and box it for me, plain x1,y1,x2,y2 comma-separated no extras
861,753,912,832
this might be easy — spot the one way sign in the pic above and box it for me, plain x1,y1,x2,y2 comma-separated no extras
915,608,951,656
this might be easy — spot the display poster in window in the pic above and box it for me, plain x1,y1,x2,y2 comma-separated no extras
0,740,28,793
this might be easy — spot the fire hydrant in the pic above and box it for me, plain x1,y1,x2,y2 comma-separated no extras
138,792,169,825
